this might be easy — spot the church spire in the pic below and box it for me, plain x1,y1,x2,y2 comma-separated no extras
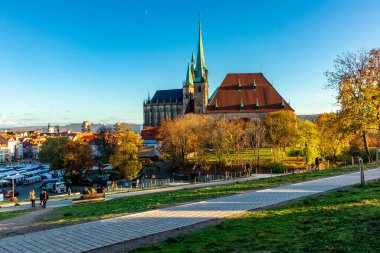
185,63,193,86
191,51,196,73
195,17,206,82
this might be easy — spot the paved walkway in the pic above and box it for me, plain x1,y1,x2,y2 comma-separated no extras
0,174,275,212
1,168,379,253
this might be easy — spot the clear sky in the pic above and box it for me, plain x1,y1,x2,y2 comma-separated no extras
1,0,379,127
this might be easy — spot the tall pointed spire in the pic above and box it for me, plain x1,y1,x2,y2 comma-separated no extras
195,16,206,82
185,63,193,86
191,51,196,73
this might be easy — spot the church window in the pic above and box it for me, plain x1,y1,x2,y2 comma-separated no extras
198,86,202,92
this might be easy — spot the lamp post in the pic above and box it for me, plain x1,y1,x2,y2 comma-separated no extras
12,178,14,198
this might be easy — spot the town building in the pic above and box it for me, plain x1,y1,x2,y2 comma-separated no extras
0,134,22,160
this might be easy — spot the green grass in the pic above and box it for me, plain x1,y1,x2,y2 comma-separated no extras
38,162,380,226
0,209,33,221
132,179,380,253
189,148,274,162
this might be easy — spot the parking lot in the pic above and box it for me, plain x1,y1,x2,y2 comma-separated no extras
1,180,62,201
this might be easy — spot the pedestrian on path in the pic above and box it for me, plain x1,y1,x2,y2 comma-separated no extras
42,190,49,209
315,157,320,170
39,190,44,206
67,188,71,196
29,190,36,208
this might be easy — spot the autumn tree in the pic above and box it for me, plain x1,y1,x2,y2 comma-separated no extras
316,113,350,160
109,130,142,179
245,117,265,168
38,137,68,169
325,49,380,161
159,114,209,166
95,126,117,164
60,140,93,184
262,110,299,161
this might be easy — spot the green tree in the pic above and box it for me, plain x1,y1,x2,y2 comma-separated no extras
38,137,68,169
61,140,94,184
109,131,142,179
325,49,380,161
298,120,319,165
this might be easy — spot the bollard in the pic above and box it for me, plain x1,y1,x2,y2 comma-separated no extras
360,158,365,185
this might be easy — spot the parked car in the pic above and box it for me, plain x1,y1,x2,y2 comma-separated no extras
54,182,67,194
42,182,67,193
39,179,60,189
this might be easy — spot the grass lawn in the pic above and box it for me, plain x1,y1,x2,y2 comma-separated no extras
132,179,380,253
189,148,274,162
38,162,380,226
0,209,33,221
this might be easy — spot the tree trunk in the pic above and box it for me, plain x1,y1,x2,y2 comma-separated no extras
363,131,371,162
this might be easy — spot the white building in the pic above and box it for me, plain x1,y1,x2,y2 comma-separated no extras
0,134,21,160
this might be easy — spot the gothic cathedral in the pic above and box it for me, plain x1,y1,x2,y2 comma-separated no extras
143,21,208,127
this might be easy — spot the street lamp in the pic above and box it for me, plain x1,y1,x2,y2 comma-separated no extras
10,173,19,202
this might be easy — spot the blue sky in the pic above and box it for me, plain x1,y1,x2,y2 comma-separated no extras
0,0,379,127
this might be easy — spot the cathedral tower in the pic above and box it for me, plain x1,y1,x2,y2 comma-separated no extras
182,62,194,114
193,20,209,114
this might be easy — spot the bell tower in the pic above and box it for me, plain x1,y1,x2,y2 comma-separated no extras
193,19,209,114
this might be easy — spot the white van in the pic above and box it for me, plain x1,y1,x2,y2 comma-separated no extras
43,182,67,193
54,182,66,194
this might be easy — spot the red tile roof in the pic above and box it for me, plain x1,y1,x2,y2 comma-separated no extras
206,73,293,113
141,126,159,140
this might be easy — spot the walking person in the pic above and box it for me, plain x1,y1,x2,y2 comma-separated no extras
315,157,320,170
29,190,36,208
39,190,44,206
42,190,49,209
67,187,71,196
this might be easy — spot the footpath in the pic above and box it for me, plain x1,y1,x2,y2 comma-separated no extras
0,168,379,253
0,174,275,212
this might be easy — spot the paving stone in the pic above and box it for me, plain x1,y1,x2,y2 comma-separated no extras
1,169,379,252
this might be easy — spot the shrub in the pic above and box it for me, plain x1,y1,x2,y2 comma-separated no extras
263,162,286,173
288,149,302,157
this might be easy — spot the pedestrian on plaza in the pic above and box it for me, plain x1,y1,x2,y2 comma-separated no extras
315,157,320,170
42,190,49,209
67,188,71,196
29,189,36,208
39,190,44,206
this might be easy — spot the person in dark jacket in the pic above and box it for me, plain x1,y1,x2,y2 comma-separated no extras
315,157,320,170
42,190,49,209
39,190,44,206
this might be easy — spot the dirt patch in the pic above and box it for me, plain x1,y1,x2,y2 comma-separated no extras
0,208,50,238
